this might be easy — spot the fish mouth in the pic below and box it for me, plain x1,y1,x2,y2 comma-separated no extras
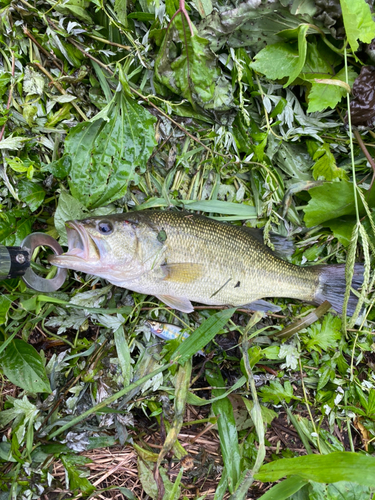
48,221,100,269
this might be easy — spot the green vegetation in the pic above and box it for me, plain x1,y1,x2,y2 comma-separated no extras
1,0,375,498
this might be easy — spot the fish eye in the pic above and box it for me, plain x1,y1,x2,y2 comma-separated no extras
97,221,114,234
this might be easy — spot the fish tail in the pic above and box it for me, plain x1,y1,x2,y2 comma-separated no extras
314,263,364,315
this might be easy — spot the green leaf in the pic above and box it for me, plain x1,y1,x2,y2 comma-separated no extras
114,0,127,26
17,179,45,212
259,380,296,404
155,14,232,110
303,182,375,227
54,191,88,245
341,0,375,55
257,475,308,500
114,326,131,386
0,209,34,245
251,42,300,82
307,67,357,113
206,364,241,493
326,216,357,247
254,451,375,487
55,0,93,24
308,481,372,500
171,308,235,365
305,314,342,352
65,91,156,208
311,143,348,181
0,296,11,325
182,199,256,217
0,339,51,393
61,454,95,495
284,24,309,87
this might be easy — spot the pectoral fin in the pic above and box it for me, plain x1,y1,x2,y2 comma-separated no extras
156,294,194,313
161,263,204,284
242,299,281,313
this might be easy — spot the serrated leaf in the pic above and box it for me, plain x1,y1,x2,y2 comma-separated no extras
254,451,375,487
307,67,357,113
64,90,156,208
251,42,300,82
311,143,348,181
341,0,375,55
305,314,342,352
259,380,297,404
17,179,45,212
0,339,51,393
61,454,95,495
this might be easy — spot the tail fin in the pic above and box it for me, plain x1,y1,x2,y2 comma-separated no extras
315,263,364,315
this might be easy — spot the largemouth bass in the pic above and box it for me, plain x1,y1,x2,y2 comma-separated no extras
49,210,363,315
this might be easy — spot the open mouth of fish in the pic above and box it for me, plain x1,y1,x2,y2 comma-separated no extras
48,221,100,268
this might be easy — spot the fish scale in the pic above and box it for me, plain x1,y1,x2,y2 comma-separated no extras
50,209,364,315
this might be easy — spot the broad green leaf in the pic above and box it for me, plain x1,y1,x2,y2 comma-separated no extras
341,0,375,55
61,454,95,495
0,209,34,245
54,191,88,245
254,451,375,487
64,90,156,208
171,308,235,365
307,67,357,113
0,296,11,324
307,480,372,500
0,339,51,393
155,14,232,110
251,42,299,82
192,0,212,18
259,380,297,404
17,179,45,212
303,182,375,227
311,143,348,181
206,364,241,493
258,475,308,500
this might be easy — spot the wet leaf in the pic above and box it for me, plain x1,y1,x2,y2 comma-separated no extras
64,90,156,208
0,339,51,393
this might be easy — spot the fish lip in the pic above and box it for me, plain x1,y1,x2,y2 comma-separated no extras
48,220,100,266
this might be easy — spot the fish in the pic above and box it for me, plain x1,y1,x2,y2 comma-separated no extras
49,209,363,315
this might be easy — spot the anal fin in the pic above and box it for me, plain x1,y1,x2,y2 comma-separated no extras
241,299,281,313
156,294,194,313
